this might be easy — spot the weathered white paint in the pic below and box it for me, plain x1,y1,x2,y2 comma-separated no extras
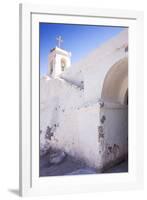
40,29,128,170
100,103,128,169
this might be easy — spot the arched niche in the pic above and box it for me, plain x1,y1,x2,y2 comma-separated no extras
101,57,128,105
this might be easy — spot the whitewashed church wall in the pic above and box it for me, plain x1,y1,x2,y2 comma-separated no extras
50,110,79,157
100,105,128,168
40,76,104,169
40,77,85,153
51,104,104,169
60,30,128,96
60,67,84,88
76,105,103,169
83,52,128,103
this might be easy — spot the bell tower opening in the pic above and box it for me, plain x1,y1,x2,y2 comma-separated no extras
61,58,66,71
50,60,54,75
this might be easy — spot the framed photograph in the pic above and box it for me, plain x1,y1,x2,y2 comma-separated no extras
19,3,144,197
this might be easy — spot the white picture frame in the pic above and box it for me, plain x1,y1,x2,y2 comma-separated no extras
19,3,144,197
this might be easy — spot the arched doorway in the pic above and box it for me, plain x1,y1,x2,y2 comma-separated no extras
100,57,128,169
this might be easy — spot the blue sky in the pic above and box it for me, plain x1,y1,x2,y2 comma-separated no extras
40,23,126,76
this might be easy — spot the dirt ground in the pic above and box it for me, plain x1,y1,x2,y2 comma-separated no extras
40,153,128,177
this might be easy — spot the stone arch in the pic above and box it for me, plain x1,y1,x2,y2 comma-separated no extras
101,57,128,105
100,57,128,169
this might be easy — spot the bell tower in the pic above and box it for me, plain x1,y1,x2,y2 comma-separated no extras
48,36,71,78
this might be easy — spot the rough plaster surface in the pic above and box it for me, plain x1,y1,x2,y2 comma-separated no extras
40,30,128,170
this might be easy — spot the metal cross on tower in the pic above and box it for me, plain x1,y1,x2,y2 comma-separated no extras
56,35,63,48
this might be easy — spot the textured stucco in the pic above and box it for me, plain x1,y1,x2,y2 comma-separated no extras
40,30,128,170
